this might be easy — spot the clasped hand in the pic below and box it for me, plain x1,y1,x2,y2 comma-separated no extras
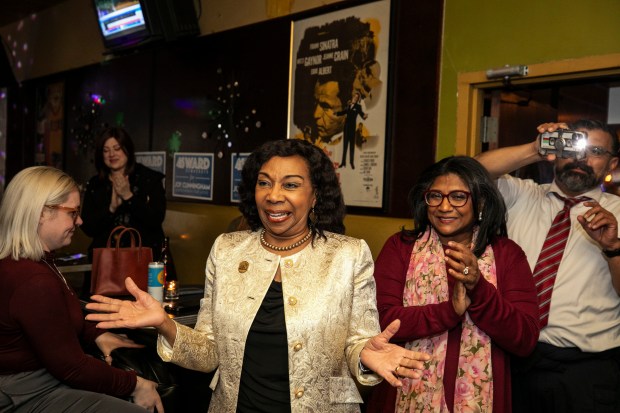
444,241,479,315
108,173,132,212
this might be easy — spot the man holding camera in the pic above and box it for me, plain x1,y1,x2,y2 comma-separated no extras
476,119,620,412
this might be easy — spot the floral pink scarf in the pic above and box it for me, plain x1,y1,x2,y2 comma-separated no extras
395,228,497,413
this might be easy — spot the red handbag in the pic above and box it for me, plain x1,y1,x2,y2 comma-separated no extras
90,226,153,296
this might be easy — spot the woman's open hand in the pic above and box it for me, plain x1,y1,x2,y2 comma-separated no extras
85,277,168,330
360,319,431,387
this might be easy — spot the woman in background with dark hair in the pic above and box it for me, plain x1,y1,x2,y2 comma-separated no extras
86,139,430,413
81,127,166,259
367,156,539,413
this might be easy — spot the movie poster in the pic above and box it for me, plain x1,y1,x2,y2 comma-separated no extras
288,0,390,208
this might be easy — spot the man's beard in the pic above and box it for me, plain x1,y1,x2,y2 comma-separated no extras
555,162,599,193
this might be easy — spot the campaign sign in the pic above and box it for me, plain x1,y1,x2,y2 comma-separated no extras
230,152,250,203
136,151,166,175
172,152,214,201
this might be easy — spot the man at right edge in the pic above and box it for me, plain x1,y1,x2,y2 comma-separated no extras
475,120,620,412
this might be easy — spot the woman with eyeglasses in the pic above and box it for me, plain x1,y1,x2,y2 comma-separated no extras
81,127,166,265
0,166,162,412
366,156,540,413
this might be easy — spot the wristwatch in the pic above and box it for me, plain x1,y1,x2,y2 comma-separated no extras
358,358,373,375
603,248,620,258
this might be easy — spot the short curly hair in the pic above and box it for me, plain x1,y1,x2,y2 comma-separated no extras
239,139,346,237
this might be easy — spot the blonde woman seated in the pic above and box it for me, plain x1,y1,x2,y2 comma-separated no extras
0,166,162,412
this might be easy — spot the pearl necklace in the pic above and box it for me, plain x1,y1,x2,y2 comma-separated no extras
260,229,312,251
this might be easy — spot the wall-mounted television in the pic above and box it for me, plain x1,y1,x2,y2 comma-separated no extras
93,0,162,52
93,0,199,54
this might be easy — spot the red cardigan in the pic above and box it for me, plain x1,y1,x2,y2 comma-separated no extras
366,234,539,413
0,256,137,397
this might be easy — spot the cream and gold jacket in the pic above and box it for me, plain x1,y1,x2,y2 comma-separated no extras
158,230,382,412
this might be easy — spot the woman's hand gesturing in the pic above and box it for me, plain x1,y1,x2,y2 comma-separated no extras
361,319,431,387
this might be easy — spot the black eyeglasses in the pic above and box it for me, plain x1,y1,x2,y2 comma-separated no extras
585,145,616,158
45,205,81,224
423,190,471,207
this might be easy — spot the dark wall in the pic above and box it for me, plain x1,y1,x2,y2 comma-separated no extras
386,0,442,216
5,0,442,217
149,21,291,204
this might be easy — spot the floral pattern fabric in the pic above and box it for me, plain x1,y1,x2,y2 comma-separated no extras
395,228,497,413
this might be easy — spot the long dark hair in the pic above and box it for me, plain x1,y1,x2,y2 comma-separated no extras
239,139,346,237
94,127,136,179
405,156,507,257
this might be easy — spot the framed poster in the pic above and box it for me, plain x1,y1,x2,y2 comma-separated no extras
172,152,214,201
230,152,250,203
288,0,390,208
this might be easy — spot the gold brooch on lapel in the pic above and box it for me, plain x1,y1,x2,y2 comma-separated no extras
238,261,249,273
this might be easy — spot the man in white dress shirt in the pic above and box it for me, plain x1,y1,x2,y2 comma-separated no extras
476,119,620,412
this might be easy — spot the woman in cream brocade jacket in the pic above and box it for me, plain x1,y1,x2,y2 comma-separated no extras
157,230,382,413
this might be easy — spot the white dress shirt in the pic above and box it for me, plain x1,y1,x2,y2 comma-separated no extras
497,174,620,352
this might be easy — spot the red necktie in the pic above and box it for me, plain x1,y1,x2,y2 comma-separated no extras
532,193,589,328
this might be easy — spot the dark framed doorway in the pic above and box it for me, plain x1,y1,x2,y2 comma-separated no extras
482,75,620,185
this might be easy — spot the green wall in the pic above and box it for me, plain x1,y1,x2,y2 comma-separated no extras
437,0,620,159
